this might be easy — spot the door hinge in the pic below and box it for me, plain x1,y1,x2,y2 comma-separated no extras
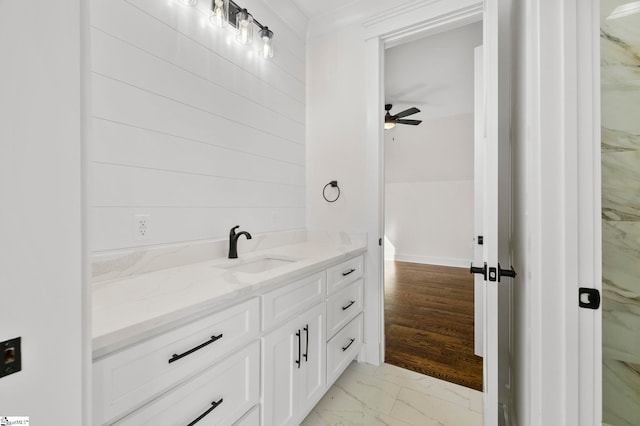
579,288,600,310
379,238,382,246
477,235,484,245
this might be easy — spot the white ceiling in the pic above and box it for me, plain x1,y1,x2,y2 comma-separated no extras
289,0,359,19
385,21,483,121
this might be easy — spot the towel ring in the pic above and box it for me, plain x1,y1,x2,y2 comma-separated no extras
323,181,340,203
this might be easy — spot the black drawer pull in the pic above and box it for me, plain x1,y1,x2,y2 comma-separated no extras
186,398,223,426
342,268,356,277
168,334,223,364
341,300,356,311
342,338,355,352
295,330,301,368
303,325,309,362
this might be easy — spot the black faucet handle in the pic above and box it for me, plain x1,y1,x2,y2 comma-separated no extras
230,225,240,236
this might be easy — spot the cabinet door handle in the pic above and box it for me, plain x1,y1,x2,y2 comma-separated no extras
303,324,309,362
295,330,301,368
342,268,356,277
186,398,223,426
168,334,223,364
342,338,355,352
341,300,356,311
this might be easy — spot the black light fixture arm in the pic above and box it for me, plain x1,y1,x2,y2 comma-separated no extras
227,0,271,32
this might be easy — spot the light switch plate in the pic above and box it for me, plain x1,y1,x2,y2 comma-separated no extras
1,337,21,379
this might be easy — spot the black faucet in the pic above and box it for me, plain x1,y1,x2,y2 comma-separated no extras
228,225,252,259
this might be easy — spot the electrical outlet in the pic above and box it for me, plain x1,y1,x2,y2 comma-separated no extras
134,214,151,241
1,337,21,379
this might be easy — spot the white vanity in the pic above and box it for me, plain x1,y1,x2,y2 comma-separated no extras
92,235,366,425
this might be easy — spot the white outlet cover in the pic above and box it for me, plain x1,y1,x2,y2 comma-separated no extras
133,214,151,241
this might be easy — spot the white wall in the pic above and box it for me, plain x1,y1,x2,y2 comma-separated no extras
383,23,480,267
0,1,85,423
306,24,368,232
385,113,475,266
90,0,308,253
385,180,474,265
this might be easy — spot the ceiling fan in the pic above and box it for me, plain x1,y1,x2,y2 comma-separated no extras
384,104,422,130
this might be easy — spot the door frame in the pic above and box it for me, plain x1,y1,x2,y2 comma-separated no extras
361,0,484,366
574,0,601,424
508,0,600,424
528,0,601,424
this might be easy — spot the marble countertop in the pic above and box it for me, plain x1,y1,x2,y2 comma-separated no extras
92,236,366,358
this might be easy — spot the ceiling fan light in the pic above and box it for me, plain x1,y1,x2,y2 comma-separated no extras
384,122,396,130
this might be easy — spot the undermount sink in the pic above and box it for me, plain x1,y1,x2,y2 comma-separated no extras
215,256,299,274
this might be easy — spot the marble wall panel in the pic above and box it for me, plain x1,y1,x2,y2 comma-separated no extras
601,1,640,424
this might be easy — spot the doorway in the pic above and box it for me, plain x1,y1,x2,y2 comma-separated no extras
382,22,483,391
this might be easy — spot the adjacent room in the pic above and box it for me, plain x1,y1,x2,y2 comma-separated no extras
383,22,483,391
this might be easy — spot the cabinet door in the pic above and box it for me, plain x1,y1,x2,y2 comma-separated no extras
298,302,326,417
262,320,300,426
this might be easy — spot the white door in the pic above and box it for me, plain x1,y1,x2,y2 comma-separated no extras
298,303,327,414
262,320,299,426
479,0,514,424
473,45,485,358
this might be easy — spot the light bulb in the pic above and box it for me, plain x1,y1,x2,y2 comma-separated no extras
235,9,253,45
384,122,396,130
240,26,249,44
209,0,228,27
259,27,274,59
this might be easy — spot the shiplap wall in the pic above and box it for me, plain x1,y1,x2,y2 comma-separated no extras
90,0,306,252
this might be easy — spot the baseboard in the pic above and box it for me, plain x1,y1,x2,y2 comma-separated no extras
385,253,471,268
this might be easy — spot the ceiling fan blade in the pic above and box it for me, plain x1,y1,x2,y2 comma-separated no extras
393,107,420,119
395,119,422,125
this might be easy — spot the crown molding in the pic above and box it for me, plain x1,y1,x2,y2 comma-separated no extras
364,0,482,43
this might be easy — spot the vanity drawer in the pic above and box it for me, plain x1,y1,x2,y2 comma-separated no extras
326,255,363,295
115,341,260,426
327,313,363,384
262,271,326,331
326,279,363,338
93,298,260,425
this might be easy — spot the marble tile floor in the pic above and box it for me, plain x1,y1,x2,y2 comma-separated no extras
302,361,483,426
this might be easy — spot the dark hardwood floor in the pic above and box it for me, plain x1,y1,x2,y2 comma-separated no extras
384,260,483,391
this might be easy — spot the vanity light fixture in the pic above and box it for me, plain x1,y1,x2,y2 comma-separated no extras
260,27,274,58
210,0,229,27
235,8,254,45
207,0,275,58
